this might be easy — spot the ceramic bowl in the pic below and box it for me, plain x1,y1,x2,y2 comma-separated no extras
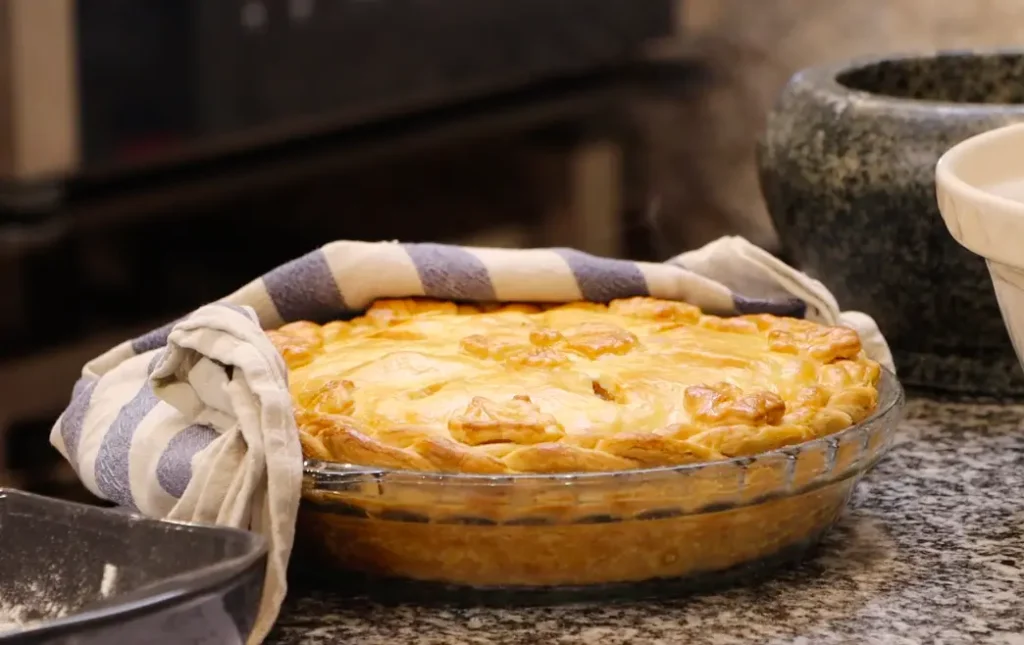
759,51,1024,396
936,122,1024,372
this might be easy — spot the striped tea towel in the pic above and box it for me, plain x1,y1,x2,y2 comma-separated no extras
50,238,894,644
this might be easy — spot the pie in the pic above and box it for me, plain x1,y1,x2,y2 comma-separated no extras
267,296,881,474
281,297,892,587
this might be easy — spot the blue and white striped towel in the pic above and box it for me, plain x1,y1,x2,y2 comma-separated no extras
50,237,893,644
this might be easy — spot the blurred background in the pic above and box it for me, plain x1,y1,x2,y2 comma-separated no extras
1,0,1023,498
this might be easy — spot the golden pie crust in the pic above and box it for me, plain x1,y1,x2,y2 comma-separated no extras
268,297,880,474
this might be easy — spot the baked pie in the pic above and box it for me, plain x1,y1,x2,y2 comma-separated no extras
283,297,896,588
268,297,881,474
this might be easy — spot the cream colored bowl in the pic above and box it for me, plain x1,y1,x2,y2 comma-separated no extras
937,123,1024,367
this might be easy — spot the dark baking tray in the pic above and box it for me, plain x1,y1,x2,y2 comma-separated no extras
0,489,266,644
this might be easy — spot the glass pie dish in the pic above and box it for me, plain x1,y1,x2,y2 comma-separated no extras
295,368,903,596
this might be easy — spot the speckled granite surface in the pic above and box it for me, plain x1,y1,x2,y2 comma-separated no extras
267,397,1024,644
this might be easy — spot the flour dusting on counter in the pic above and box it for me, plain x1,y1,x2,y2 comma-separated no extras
0,563,118,634
0,614,23,633
100,563,119,598
0,594,68,634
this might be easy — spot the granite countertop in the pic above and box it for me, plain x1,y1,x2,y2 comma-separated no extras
267,398,1024,645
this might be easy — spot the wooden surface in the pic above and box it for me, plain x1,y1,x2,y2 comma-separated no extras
0,0,78,181
530,139,625,258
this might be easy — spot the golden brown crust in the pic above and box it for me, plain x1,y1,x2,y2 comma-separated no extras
269,296,881,474
448,395,566,446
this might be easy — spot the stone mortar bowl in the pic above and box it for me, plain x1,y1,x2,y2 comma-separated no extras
758,51,1024,397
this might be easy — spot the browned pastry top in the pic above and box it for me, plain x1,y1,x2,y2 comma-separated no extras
268,297,880,474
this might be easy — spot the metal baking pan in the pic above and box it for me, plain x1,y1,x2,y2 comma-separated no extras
0,489,266,644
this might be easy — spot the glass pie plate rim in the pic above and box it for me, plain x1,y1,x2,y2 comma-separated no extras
302,367,904,497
